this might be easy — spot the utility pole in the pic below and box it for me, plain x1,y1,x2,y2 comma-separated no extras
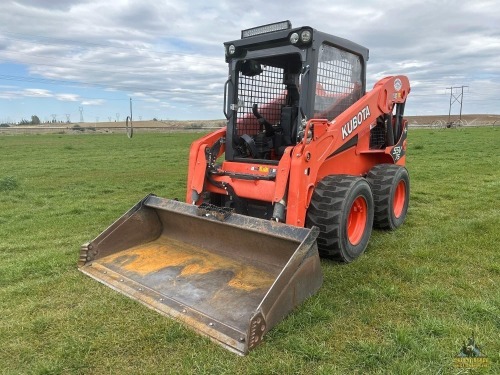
79,106,84,123
446,86,468,124
126,98,133,139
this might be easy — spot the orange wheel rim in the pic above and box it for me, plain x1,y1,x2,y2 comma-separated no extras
393,180,406,218
348,196,367,245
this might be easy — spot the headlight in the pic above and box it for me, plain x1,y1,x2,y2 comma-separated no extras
228,44,236,55
289,32,299,44
300,30,312,43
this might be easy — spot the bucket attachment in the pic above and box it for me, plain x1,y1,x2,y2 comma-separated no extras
79,195,321,355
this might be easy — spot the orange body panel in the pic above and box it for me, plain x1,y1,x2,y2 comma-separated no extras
186,76,410,227
186,128,226,203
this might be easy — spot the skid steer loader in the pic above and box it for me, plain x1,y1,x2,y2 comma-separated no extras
79,21,411,355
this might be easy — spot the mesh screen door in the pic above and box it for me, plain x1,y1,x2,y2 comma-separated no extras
314,44,362,120
236,65,286,136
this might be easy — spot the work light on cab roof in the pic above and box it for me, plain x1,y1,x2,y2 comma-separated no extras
241,20,292,38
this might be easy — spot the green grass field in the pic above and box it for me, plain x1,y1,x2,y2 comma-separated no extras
0,128,498,374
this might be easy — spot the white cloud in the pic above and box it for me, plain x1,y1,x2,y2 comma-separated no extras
23,88,52,97
0,88,53,99
0,91,17,99
56,93,79,101
0,0,498,119
81,99,105,106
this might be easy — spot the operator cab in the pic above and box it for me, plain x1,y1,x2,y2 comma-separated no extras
233,56,301,160
223,21,368,163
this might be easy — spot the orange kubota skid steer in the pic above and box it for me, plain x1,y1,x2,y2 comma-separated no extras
79,21,410,355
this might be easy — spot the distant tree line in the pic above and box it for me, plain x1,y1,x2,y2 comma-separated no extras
1,115,49,127
2,115,63,126
19,115,41,125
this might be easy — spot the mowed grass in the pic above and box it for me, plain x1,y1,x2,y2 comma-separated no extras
0,128,498,374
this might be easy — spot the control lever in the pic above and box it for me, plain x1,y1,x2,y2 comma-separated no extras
252,104,274,136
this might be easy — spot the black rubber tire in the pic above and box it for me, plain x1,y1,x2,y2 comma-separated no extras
366,164,410,230
306,175,374,262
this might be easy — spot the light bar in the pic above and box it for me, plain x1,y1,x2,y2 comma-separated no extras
241,20,292,38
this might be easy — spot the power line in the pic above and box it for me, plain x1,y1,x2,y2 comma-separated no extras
0,73,209,94
0,50,223,72
0,32,226,95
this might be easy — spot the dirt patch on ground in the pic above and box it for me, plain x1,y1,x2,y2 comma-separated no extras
82,119,226,129
89,115,500,128
406,114,500,126
2,115,498,135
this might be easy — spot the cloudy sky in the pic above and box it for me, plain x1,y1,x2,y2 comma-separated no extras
0,0,498,123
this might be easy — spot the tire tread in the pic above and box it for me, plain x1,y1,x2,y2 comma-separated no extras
306,175,369,261
366,164,409,229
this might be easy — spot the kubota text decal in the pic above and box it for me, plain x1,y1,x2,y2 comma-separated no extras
341,105,371,139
